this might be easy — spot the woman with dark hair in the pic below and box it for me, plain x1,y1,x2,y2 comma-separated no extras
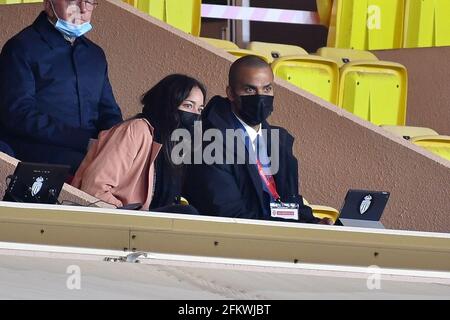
72,74,206,212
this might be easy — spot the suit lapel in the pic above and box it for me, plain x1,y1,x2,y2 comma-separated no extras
228,114,267,215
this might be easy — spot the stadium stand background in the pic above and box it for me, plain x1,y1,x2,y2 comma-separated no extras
0,1,449,232
375,48,450,136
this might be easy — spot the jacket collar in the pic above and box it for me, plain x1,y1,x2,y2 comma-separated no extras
33,11,89,49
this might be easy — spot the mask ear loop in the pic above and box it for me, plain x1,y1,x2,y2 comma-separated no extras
48,0,66,25
49,0,59,19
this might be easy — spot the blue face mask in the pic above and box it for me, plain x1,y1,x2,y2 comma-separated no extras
55,19,92,38
50,0,92,38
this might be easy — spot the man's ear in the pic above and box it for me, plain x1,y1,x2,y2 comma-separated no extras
226,86,235,102
44,0,55,20
226,86,240,114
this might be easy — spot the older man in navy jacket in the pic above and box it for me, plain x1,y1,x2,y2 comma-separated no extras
0,0,122,172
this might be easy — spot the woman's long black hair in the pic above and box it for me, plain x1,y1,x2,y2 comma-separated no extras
137,74,207,166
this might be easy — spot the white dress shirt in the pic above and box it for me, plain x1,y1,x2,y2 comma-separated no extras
233,113,272,177
233,113,262,153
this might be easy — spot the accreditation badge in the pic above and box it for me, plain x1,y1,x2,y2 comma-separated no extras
270,202,299,221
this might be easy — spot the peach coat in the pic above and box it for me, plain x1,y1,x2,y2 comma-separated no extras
72,118,162,209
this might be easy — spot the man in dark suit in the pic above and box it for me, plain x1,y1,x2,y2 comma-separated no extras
0,0,122,172
184,55,331,224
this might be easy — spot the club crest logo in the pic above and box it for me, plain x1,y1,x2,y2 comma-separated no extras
360,195,372,215
31,176,44,197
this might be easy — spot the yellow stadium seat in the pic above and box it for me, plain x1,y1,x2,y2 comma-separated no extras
404,0,450,48
135,0,201,35
316,47,378,67
200,37,239,50
247,41,308,64
21,0,42,3
310,205,340,224
271,56,339,104
226,49,271,64
138,0,165,21
316,0,333,26
338,61,408,126
165,0,201,36
381,126,439,140
328,0,405,50
411,136,450,161
124,0,138,8
0,0,22,3
302,198,340,224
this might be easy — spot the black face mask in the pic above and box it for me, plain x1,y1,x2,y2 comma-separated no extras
237,95,274,126
178,110,200,131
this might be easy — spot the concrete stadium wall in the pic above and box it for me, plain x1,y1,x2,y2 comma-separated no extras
375,47,450,136
0,1,449,232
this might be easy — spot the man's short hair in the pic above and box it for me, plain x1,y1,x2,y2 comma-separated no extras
228,55,271,88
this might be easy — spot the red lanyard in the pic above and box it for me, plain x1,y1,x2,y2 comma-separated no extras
256,159,281,202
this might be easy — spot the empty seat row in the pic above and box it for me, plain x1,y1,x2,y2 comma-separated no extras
124,0,201,36
325,0,450,50
123,0,450,50
382,126,450,161
117,0,450,50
